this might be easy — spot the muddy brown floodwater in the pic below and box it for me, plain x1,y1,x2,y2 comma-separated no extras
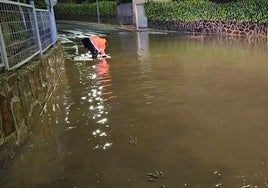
2,28,268,188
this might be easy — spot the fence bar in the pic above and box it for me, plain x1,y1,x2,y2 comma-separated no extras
47,0,57,45
47,7,54,46
30,0,43,55
51,3,57,45
0,0,32,8
0,24,9,71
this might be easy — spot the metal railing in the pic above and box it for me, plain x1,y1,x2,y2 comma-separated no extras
0,0,57,71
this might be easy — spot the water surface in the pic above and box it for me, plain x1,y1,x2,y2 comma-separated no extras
2,30,268,188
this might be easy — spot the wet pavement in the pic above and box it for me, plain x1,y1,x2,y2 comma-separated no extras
56,20,137,34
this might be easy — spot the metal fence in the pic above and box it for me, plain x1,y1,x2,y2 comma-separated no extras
0,0,57,71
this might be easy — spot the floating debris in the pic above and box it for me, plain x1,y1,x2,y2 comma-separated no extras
74,55,93,61
215,183,222,187
65,126,77,131
96,54,111,59
146,170,165,182
127,136,137,145
97,118,107,124
103,142,112,150
147,177,156,182
73,53,111,61
155,170,164,178
161,185,171,188
147,173,158,179
214,171,221,176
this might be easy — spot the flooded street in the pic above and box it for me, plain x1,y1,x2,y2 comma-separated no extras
2,23,268,187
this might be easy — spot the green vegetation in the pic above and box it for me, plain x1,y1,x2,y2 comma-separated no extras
10,0,46,8
54,1,117,17
57,0,118,3
144,0,268,23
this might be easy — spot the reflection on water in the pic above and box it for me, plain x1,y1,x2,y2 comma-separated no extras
68,57,115,150
91,58,114,149
137,31,150,61
2,29,268,188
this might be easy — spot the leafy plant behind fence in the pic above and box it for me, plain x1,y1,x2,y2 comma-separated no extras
54,1,117,17
144,0,268,23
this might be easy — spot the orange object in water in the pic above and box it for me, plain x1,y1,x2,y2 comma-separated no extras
90,36,107,55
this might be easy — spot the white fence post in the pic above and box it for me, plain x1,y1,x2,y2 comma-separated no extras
0,24,9,71
48,1,57,46
30,0,43,55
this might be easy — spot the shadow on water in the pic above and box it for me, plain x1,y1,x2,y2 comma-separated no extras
2,27,268,188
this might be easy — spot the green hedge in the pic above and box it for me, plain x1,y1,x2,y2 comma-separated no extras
144,0,268,23
54,2,117,17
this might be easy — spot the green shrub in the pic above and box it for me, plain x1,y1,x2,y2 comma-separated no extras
145,0,268,23
54,1,117,17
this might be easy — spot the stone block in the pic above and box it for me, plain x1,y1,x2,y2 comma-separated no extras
11,100,24,128
0,113,4,146
0,94,16,136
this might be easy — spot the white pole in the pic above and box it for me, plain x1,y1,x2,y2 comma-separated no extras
48,0,57,45
96,0,100,24
0,24,9,71
30,0,43,55
135,4,139,30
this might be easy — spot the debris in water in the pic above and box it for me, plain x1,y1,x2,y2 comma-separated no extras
146,177,156,182
215,183,222,187
161,185,171,188
103,142,112,149
97,118,107,124
65,126,77,131
146,170,165,182
147,173,158,179
73,52,93,61
214,171,221,176
127,136,137,145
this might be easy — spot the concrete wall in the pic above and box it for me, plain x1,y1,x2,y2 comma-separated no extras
132,0,171,27
0,45,64,175
117,3,133,25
